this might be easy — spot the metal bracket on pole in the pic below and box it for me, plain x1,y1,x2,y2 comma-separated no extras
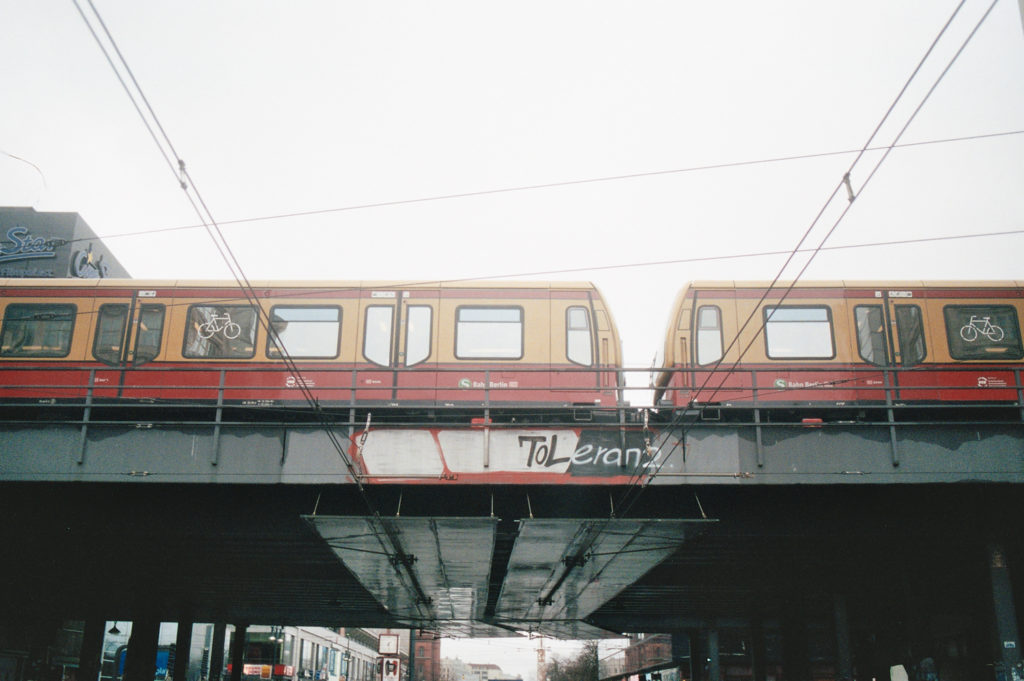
212,369,226,466
884,369,899,467
77,369,96,464
843,172,856,202
752,370,764,467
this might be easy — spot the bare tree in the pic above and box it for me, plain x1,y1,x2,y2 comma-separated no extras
545,643,599,681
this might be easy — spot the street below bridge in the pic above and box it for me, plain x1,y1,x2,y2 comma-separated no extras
0,480,1021,681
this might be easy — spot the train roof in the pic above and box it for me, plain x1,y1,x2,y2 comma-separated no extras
0,278,604,292
682,279,1024,290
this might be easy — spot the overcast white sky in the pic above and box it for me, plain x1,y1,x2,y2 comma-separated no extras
2,0,1023,670
440,635,622,681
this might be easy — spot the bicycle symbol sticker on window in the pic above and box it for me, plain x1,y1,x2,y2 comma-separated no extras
198,313,242,340
959,316,1004,343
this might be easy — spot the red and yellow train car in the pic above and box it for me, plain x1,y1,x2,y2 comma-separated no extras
654,280,1024,414
0,278,622,414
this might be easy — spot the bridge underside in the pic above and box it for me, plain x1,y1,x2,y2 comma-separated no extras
1,481,1021,643
2,407,1022,651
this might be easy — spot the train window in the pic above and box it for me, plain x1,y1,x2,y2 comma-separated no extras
183,305,257,359
267,306,341,359
943,305,1023,360
894,305,926,366
455,306,523,359
566,306,592,366
93,304,129,365
364,305,394,366
405,305,432,366
696,305,723,365
854,305,887,366
134,305,166,364
92,304,166,365
0,303,76,358
764,306,835,359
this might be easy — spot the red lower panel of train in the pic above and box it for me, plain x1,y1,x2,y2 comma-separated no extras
659,363,1021,408
0,362,620,408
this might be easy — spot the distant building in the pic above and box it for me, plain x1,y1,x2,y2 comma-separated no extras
411,631,441,681
440,657,471,681
0,207,129,278
468,663,506,681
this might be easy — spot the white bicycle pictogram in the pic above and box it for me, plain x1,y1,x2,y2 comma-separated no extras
959,315,1004,342
198,313,242,340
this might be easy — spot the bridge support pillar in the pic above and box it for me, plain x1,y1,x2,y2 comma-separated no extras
25,618,61,681
123,620,160,681
988,544,1022,679
750,617,767,681
209,623,227,681
229,624,247,681
173,621,193,681
833,594,853,681
781,610,809,681
76,619,105,681
670,632,690,672
705,627,719,681
685,630,703,681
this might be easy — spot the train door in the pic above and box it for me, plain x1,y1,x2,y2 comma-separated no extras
90,289,169,399
551,298,617,407
357,290,437,404
850,289,934,401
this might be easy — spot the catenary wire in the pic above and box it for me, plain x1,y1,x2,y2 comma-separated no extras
71,8,354,478
52,128,1024,247
25,224,1024,335
701,0,1002,410
694,0,975,407
616,0,1004,519
71,0,364,480
65,0,1010,619
73,0,436,619
612,0,997,516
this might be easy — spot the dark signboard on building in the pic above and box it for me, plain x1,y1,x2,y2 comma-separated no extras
0,207,130,278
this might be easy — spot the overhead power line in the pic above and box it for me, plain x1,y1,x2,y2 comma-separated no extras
612,0,1000,518
66,128,1024,246
73,0,439,620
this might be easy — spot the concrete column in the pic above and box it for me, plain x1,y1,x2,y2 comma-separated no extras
124,620,160,681
670,632,690,669
77,619,106,681
686,630,703,681
781,613,809,681
833,595,853,681
209,623,227,681
25,619,60,681
173,622,194,681
750,618,767,681
988,544,1022,678
230,625,247,681
706,628,719,681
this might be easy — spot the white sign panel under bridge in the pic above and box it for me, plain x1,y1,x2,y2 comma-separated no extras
350,426,692,484
381,659,400,681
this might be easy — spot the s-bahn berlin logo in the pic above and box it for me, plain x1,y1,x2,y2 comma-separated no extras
0,227,63,264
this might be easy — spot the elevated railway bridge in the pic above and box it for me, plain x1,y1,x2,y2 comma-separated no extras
1,384,1022,681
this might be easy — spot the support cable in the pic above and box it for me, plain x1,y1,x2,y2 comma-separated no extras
50,128,1024,247
72,0,432,619
613,0,997,519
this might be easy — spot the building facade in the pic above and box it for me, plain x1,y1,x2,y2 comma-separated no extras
410,632,440,681
0,207,129,279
